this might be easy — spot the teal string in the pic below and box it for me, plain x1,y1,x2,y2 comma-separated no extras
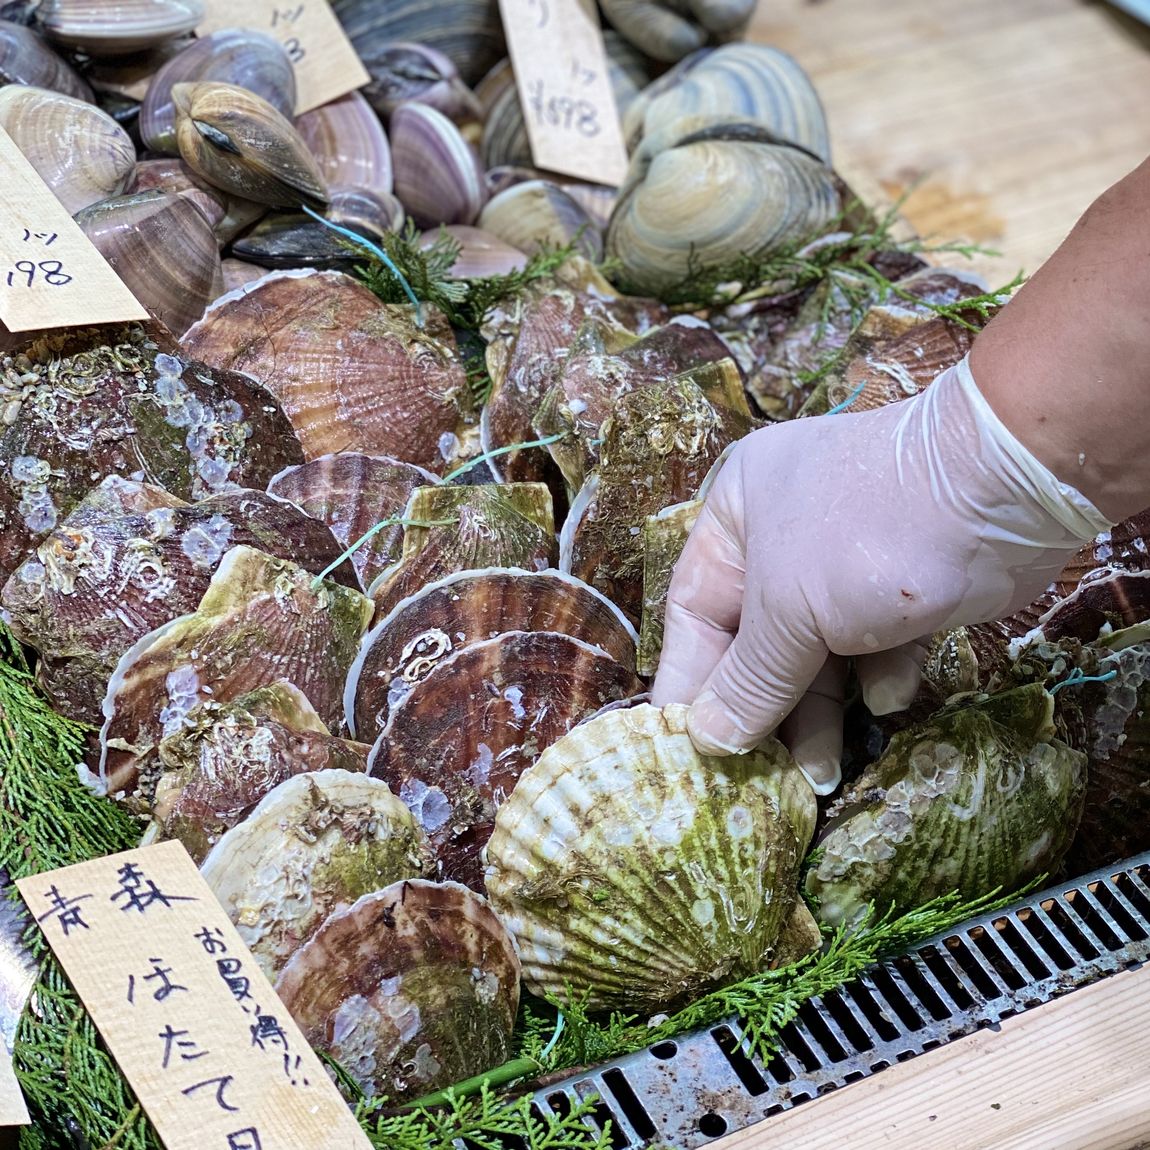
826,381,866,416
1050,667,1118,694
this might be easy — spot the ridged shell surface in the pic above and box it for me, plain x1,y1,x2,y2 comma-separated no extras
200,770,432,979
638,499,702,677
38,0,204,55
275,880,519,1100
484,703,817,1012
347,567,638,741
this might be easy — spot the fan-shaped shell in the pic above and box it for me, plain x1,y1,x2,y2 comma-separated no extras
484,703,817,1012
295,90,392,194
37,0,204,56
806,685,1087,928
0,84,135,213
0,326,303,582
99,545,373,804
139,28,296,154
370,631,643,888
347,567,639,742
607,136,840,298
369,483,558,613
181,270,475,469
153,682,370,863
200,770,432,979
75,190,223,339
268,453,438,590
2,477,357,723
0,22,92,101
275,880,519,1100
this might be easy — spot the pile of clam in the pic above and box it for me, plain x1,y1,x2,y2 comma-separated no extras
4,0,1150,1105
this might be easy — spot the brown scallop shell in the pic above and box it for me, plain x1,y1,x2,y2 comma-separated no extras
152,681,370,863
181,269,476,469
370,483,559,615
274,879,520,1101
0,323,304,582
99,544,373,806
562,362,754,620
2,477,357,724
368,630,643,887
267,453,438,590
345,567,639,743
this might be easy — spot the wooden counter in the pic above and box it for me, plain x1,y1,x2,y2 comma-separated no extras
749,0,1150,284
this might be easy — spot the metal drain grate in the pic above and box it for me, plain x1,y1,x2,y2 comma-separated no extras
527,851,1150,1149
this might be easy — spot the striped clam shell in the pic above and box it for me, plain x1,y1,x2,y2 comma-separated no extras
390,101,485,228
294,90,392,195
0,21,92,101
600,0,756,62
478,180,603,262
37,0,204,56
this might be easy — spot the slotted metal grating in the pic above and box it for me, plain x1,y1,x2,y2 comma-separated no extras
522,851,1150,1149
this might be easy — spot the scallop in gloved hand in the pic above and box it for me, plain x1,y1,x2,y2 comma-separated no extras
200,770,433,980
98,545,373,806
2,477,357,724
369,630,643,888
346,567,638,742
152,682,371,864
275,879,519,1101
483,703,818,1012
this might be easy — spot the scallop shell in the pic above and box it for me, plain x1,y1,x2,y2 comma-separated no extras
139,28,296,154
37,0,204,56
275,879,519,1100
2,477,357,723
370,630,643,887
153,682,371,864
806,685,1087,929
75,190,223,339
332,0,506,87
268,454,438,591
295,90,392,194
0,326,304,582
172,81,329,209
625,43,829,159
638,499,702,677
478,180,602,262
99,544,374,804
182,270,476,469
0,84,135,214
390,101,486,228
200,770,433,980
370,483,558,613
561,361,754,620
421,225,528,279
347,567,639,742
0,21,92,101
484,702,817,1011
353,39,482,126
607,134,841,298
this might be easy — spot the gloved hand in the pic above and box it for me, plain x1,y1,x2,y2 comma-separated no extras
651,354,1112,794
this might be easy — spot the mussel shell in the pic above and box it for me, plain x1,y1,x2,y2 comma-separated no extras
484,702,818,1012
153,681,370,863
332,0,505,87
267,453,439,590
369,630,643,887
99,544,374,803
346,566,639,742
37,0,205,56
0,327,304,582
478,180,602,261
2,477,357,723
139,27,296,154
275,879,520,1100
0,84,135,213
182,270,475,468
390,101,486,228
76,190,223,338
172,80,329,209
294,90,392,194
0,21,92,101
201,770,433,979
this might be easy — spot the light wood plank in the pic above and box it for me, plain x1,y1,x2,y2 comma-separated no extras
711,964,1150,1150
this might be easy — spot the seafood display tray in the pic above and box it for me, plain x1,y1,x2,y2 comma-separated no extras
527,850,1150,1150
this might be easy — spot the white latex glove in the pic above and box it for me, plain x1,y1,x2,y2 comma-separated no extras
651,354,1113,794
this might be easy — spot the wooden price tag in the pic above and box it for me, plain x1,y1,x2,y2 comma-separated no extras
0,1045,29,1126
498,0,630,186
17,841,372,1150
195,1,370,114
0,129,148,333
